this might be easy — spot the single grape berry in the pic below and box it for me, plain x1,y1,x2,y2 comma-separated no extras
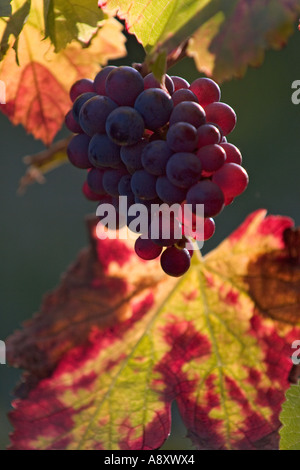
212,163,249,204
79,95,118,136
131,169,157,200
220,143,242,165
134,88,173,131
105,66,144,106
94,66,116,95
67,134,91,169
88,134,122,169
171,89,199,107
166,122,198,153
87,168,106,195
196,144,226,175
186,180,225,218
65,110,83,134
189,77,221,107
171,76,190,91
166,152,202,188
70,78,95,102
106,107,145,146
160,246,191,277
135,236,162,260
120,140,148,174
205,102,237,136
197,123,221,148
169,101,206,128
72,92,97,123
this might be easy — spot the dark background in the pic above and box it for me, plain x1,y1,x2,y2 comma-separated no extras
0,28,300,450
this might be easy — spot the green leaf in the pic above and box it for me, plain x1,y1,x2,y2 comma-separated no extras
0,0,12,17
0,0,30,62
98,0,221,54
44,0,105,52
280,382,300,450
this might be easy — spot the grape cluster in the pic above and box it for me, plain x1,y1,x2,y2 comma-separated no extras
66,66,249,277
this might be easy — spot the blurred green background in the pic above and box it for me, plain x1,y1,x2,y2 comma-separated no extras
0,28,300,450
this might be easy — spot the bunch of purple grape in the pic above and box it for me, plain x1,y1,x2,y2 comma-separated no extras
65,65,249,277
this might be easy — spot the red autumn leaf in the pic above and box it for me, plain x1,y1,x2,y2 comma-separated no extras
0,0,126,144
6,210,300,450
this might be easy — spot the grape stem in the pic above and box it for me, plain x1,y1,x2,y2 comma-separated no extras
133,39,189,77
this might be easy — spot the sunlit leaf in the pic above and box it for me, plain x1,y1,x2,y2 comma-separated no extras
0,0,30,62
0,0,126,144
188,0,300,81
44,0,105,52
279,382,300,450
98,0,220,54
7,211,300,450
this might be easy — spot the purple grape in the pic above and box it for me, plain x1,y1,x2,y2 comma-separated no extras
219,143,242,165
196,144,226,175
102,168,127,197
186,180,224,217
143,73,174,95
120,140,148,174
169,101,206,128
106,107,145,146
72,92,97,123
87,168,106,194
171,76,190,91
88,134,122,169
94,66,116,95
160,246,191,277
197,123,221,148
166,152,202,188
171,89,199,107
70,79,95,102
134,89,173,131
141,140,172,176
79,95,118,136
67,134,91,169
156,176,187,204
130,170,157,200
118,174,135,206
134,236,162,260
205,102,236,136
105,66,144,106
65,110,83,133
166,122,198,152
189,78,221,108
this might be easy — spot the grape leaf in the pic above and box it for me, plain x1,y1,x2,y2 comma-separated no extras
0,0,30,62
44,0,105,52
0,0,12,17
0,0,126,144
188,0,300,81
279,382,300,450
7,210,300,450
98,0,221,54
